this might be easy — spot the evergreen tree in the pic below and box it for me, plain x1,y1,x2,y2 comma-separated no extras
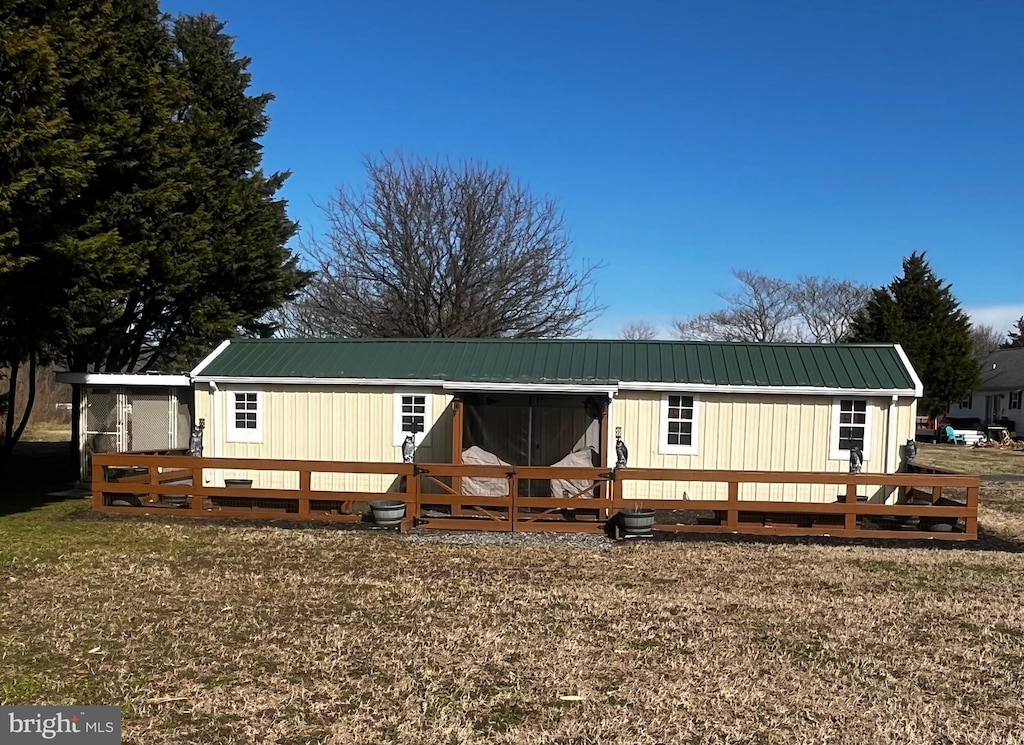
1001,317,1024,349
1,1,305,454
1,0,167,449
847,252,979,416
71,13,307,372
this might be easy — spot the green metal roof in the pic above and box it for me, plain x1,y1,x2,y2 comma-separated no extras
193,339,919,393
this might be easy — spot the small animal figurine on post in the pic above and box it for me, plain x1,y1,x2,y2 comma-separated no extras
849,446,863,474
903,439,918,464
402,433,416,463
188,419,205,457
615,426,628,468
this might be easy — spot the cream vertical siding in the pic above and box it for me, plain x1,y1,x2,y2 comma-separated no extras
195,384,452,492
896,397,919,466
615,391,918,503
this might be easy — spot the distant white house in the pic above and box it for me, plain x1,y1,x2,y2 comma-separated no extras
949,348,1024,435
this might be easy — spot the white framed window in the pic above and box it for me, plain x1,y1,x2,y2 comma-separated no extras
959,397,972,409
1010,391,1022,410
659,393,699,455
830,398,872,460
393,391,432,446
227,390,262,443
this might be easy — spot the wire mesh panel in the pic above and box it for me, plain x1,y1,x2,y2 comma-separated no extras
81,385,193,480
125,387,193,451
85,387,120,453
127,392,172,450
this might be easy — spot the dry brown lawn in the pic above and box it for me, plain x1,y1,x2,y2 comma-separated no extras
916,442,1024,475
2,440,1024,744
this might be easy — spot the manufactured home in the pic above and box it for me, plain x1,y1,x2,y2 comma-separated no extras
947,347,1023,437
188,338,922,503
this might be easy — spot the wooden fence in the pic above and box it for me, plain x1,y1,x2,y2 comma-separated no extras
91,453,979,540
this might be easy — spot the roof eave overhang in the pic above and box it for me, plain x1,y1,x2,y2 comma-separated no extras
190,339,232,377
976,384,1024,393
893,344,925,397
193,376,446,387
617,381,919,397
191,376,619,394
191,375,917,397
55,372,192,387
443,381,619,395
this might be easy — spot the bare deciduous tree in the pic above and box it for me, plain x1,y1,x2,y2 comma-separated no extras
293,154,602,338
970,323,1005,363
620,321,658,340
673,270,869,343
674,270,797,342
790,276,871,342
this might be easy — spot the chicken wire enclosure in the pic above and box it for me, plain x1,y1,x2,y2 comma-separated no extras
85,387,121,454
79,383,193,480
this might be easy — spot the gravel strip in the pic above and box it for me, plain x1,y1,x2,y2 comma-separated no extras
400,528,616,549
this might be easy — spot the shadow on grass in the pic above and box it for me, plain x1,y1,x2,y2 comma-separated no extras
0,440,82,518
65,507,1024,555
643,526,1024,554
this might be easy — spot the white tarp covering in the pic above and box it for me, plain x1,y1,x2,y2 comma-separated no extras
549,448,598,498
461,446,512,496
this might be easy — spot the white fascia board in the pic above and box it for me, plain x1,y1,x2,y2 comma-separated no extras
55,372,191,387
192,376,448,387
617,381,918,397
190,376,619,395
442,382,618,395
893,343,924,397
189,339,232,378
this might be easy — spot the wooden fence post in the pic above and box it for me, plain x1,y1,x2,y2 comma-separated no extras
965,481,979,539
404,466,420,532
452,397,464,498
146,461,159,506
191,458,207,515
298,468,311,517
845,482,858,531
92,456,105,511
508,470,518,529
726,481,739,528
191,464,204,513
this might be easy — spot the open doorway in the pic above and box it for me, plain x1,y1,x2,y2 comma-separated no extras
459,393,607,495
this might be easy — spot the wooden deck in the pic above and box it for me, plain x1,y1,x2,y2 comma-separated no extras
91,454,979,540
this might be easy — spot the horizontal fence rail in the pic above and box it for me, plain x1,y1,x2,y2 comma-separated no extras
91,454,979,540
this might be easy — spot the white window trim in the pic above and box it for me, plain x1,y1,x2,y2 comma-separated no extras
226,388,263,443
659,393,699,455
393,390,432,447
830,397,872,461
1009,390,1022,410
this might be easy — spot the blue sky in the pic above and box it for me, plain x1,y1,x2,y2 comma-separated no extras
163,0,1023,338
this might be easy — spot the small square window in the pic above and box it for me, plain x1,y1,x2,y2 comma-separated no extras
831,398,871,461
660,394,698,454
394,391,432,446
227,390,262,443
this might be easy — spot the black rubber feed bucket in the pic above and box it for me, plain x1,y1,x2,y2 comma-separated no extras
370,499,406,528
618,508,656,538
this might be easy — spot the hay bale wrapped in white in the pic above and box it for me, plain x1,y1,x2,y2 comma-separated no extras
461,446,512,496
549,447,598,499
